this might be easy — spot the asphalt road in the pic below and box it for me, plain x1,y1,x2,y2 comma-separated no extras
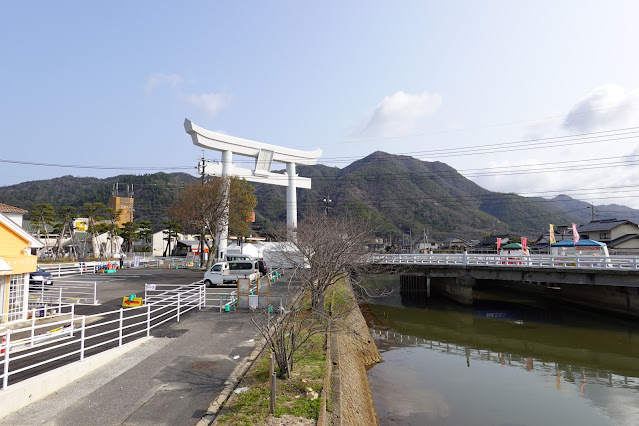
1,267,295,425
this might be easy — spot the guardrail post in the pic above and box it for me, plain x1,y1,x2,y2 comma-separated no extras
70,304,75,337
30,309,36,347
80,316,86,361
177,293,181,322
58,288,62,313
93,282,97,304
463,251,468,267
3,329,11,390
147,304,151,337
118,308,124,346
220,295,223,313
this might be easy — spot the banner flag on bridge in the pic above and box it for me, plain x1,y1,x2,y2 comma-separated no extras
572,223,580,244
549,224,556,244
496,237,502,252
521,237,528,255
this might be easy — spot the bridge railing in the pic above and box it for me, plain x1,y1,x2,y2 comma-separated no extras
369,253,639,270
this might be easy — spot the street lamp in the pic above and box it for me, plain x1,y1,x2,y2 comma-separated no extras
323,195,332,215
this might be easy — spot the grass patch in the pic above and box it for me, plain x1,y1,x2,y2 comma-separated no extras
216,331,327,424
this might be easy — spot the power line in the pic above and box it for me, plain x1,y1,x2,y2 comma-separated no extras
3,126,638,171
0,158,195,171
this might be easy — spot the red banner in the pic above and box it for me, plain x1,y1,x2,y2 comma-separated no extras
521,237,528,254
496,237,502,252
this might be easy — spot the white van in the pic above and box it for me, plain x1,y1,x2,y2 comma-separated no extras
203,260,259,287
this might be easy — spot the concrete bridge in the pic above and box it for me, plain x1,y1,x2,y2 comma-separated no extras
368,253,639,317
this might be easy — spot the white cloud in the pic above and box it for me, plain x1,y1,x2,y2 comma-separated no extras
357,90,442,138
484,84,639,209
181,92,231,118
471,148,639,209
144,73,183,94
144,72,230,118
563,84,639,132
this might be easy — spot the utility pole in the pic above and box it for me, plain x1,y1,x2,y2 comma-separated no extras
589,204,596,221
198,152,206,267
409,229,413,253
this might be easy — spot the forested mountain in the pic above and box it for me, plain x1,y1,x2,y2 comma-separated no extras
0,173,197,230
1,152,637,240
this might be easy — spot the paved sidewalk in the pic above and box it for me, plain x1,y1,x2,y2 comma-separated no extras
0,295,284,425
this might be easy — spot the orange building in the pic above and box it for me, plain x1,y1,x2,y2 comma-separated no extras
110,196,134,227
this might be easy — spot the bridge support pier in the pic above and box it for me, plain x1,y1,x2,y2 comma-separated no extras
400,274,474,305
444,275,475,305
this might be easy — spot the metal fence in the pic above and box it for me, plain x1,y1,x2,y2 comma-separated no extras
1,283,204,390
29,280,98,305
370,253,639,270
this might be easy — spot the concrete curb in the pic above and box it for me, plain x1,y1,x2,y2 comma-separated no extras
197,334,268,425
0,337,152,419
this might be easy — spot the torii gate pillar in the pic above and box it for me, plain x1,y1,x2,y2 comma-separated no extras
184,119,322,260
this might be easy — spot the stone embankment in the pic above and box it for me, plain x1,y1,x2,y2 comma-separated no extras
326,291,382,426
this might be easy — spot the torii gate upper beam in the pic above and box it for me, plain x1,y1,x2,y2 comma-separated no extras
184,119,322,259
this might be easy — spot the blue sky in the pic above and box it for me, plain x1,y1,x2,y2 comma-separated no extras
2,1,639,207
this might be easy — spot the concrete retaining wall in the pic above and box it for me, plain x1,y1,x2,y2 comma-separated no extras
330,289,382,425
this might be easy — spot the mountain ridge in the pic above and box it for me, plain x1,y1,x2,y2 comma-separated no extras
1,152,637,240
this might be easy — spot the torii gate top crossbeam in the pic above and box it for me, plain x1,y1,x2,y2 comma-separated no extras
184,119,322,165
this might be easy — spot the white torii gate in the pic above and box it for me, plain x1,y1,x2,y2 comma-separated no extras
184,119,322,260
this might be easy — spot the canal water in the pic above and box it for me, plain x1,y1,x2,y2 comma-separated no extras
363,275,639,425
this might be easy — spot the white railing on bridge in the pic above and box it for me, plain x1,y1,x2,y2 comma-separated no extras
1,283,204,390
369,253,639,270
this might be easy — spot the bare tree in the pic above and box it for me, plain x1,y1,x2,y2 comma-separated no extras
273,212,374,311
252,212,373,379
253,276,357,380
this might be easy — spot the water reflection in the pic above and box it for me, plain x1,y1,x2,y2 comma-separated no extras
369,327,639,393
364,275,639,426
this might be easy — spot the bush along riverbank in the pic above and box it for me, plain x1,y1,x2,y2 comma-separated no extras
213,280,381,425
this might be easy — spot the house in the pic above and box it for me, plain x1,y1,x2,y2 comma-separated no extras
471,235,509,252
440,237,467,250
151,231,198,257
22,220,58,257
577,219,639,252
535,224,572,245
0,207,44,323
0,203,28,227
415,238,441,253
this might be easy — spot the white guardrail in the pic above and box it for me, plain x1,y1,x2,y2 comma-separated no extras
369,253,639,270
40,259,162,277
29,280,99,306
1,283,204,390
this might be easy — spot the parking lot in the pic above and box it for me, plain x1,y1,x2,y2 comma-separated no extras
2,266,295,425
38,267,242,314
